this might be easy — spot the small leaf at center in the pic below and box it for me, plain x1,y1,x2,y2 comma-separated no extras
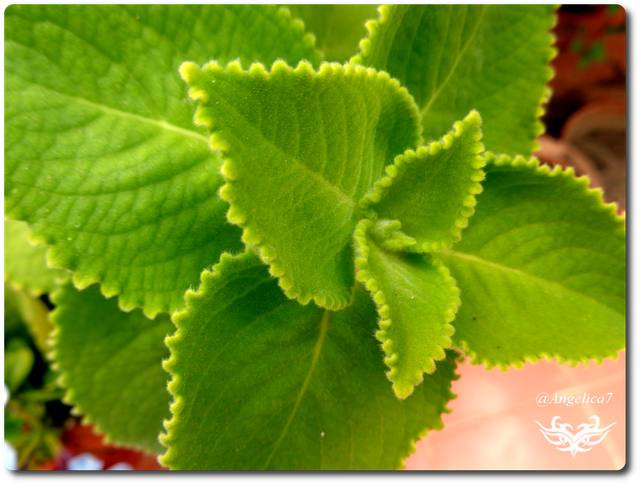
180,60,422,309
360,110,485,252
354,219,461,399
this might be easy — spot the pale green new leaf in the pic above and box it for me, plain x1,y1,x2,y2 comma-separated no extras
51,281,174,454
5,4,322,315
352,4,556,156
438,153,625,369
360,110,485,251
161,250,458,470
354,220,460,399
181,60,422,309
4,219,69,296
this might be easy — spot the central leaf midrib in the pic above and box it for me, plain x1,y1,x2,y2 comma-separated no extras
420,5,488,118
262,309,330,469
441,249,623,315
72,96,210,143
10,79,209,144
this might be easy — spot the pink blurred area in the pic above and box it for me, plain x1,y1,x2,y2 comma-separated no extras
404,6,627,471
405,351,625,470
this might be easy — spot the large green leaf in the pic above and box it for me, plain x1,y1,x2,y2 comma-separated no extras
160,250,458,470
5,4,322,316
438,153,625,369
181,60,422,309
354,219,460,399
351,5,556,156
51,280,174,454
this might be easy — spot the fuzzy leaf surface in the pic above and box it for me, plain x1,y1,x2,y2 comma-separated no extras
181,60,421,308
5,4,321,315
354,220,460,399
352,4,556,156
51,280,174,454
438,154,626,369
161,250,458,470
361,110,485,251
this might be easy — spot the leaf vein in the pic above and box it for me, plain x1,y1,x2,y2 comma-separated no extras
263,309,330,469
443,250,624,315
420,5,487,117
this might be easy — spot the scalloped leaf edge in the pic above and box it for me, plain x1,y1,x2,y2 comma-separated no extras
351,5,559,157
358,110,486,252
271,5,324,68
47,282,167,456
349,4,390,68
4,219,173,319
451,150,625,370
353,218,461,399
485,151,625,230
180,58,422,310
158,248,268,467
454,338,625,372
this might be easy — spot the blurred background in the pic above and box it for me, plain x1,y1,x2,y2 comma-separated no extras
4,4,626,471
406,4,627,470
535,4,626,212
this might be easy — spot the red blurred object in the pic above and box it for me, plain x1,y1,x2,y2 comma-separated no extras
550,5,625,104
537,5,626,210
37,423,167,470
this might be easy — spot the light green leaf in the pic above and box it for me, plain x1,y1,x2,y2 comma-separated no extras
51,280,174,454
438,153,625,369
360,110,485,251
160,250,458,470
5,338,35,393
354,219,460,399
351,4,556,156
4,219,70,296
5,4,322,316
181,60,422,309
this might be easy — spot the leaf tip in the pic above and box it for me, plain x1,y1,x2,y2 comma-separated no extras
392,381,415,400
464,109,482,128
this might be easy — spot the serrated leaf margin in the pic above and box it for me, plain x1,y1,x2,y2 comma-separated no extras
358,110,486,252
47,283,166,456
452,151,625,371
353,218,461,399
180,59,422,310
350,5,559,156
158,248,268,467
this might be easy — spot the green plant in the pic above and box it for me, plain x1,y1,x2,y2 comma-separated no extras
4,4,625,470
